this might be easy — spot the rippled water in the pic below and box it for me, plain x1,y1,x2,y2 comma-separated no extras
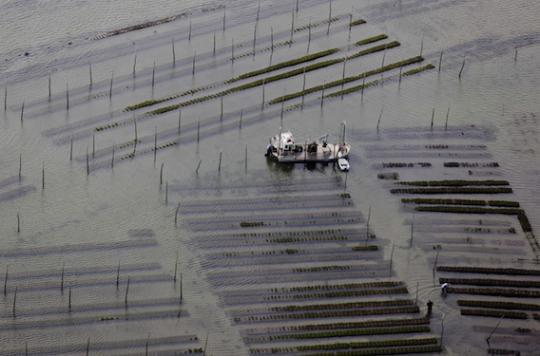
0,0,539,354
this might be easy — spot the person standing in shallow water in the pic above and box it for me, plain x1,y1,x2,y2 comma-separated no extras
426,300,433,318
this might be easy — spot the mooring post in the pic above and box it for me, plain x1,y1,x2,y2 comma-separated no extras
18,153,22,182
430,108,435,130
48,75,52,102
327,0,332,35
3,266,8,296
438,51,443,73
445,107,450,130
132,54,137,78
172,39,176,66
289,10,295,47
218,152,222,173
66,83,70,111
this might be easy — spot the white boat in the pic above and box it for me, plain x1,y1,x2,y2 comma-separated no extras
265,129,350,165
338,158,350,171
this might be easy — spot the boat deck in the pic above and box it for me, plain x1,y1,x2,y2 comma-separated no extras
270,143,344,164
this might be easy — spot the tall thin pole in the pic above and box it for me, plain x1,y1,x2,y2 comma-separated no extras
66,83,70,111
41,161,45,190
132,54,137,78
430,108,435,130
89,63,93,88
307,19,312,54
17,212,20,234
220,97,224,121
154,126,158,166
178,110,182,135
109,72,114,99
3,266,8,296
86,147,90,175
3,87,6,112
124,277,130,308
172,39,176,66
48,75,52,102
222,8,226,32
192,52,196,76
70,138,73,161
92,134,95,158
12,286,17,318
458,57,466,80
188,18,192,42
289,10,295,47
18,153,22,182
111,144,115,169
438,51,443,73
445,107,450,130
231,38,235,64
213,32,216,57
218,152,222,172
239,109,243,130
327,0,332,35
151,61,155,89
20,101,24,127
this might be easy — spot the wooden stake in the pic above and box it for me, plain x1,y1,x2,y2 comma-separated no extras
213,32,216,57
398,66,403,87
389,243,395,277
60,262,65,294
48,75,52,102
175,203,180,227
197,120,200,143
218,151,222,172
239,109,243,130
172,39,176,66
192,52,196,76
180,272,183,301
252,24,257,57
154,126,157,165
301,67,306,108
18,153,22,182
514,47,518,62
307,19,312,54
174,251,178,283
151,61,156,89
222,8,226,32
116,261,120,289
289,10,295,47
12,286,17,318
458,57,465,80
3,266,8,296
132,54,137,78
361,75,366,99
376,107,383,132
86,338,90,356
124,277,130,308
188,19,192,42
92,134,95,158
70,138,73,161
109,72,113,99
89,63,93,88
160,163,164,187
341,59,347,99
438,51,443,73
20,101,24,126
86,147,90,175
203,333,209,356
68,286,72,312
410,213,415,247
244,144,248,173
231,38,235,64
17,212,20,234
41,161,45,190
348,14,353,39
261,79,265,110
165,181,168,205
280,101,284,125
66,83,70,111
220,97,224,121
3,87,6,112
327,0,332,35
320,82,325,109
445,107,450,130
177,110,182,135
195,160,202,175
430,108,435,130
111,144,115,169
419,36,424,57
270,27,274,55
296,0,300,12
365,206,371,243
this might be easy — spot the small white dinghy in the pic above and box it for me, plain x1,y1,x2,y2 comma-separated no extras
338,158,350,172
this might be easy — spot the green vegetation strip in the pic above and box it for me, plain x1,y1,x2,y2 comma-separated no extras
437,266,540,276
461,308,528,319
269,54,419,105
402,198,519,207
250,337,438,354
397,180,510,187
123,31,379,112
440,277,540,288
457,300,540,311
274,325,431,340
391,187,513,194
448,287,540,298
270,299,414,312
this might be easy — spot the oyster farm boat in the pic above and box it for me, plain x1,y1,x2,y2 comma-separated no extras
265,127,351,169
